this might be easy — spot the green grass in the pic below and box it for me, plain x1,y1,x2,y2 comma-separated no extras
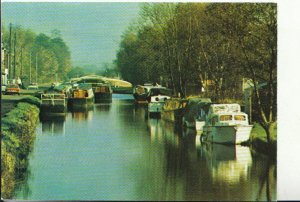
248,122,277,158
250,122,277,143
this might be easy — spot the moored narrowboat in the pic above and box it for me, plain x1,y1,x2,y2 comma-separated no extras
161,98,188,124
181,97,212,133
133,83,159,104
40,93,67,116
68,84,94,109
147,87,172,117
93,83,112,103
75,75,113,103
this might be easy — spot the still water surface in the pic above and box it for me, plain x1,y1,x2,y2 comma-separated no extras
15,94,276,201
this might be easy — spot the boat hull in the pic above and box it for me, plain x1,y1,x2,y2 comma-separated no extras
68,97,94,109
94,92,112,103
195,121,206,134
40,104,67,116
202,125,253,144
133,93,148,104
161,108,184,124
148,102,164,114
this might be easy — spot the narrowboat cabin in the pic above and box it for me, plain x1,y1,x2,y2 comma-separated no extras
161,98,188,124
93,83,112,103
40,93,67,116
68,84,94,109
47,83,72,98
181,97,212,134
147,87,172,117
133,83,159,104
76,76,113,103
201,104,253,144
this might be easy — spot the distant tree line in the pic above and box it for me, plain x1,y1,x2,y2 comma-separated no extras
67,62,119,79
2,24,72,84
116,3,277,142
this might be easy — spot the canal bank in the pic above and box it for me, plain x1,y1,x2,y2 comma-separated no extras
1,96,40,199
244,123,277,159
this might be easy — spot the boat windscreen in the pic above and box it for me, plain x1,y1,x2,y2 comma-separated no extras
219,115,233,121
234,115,246,121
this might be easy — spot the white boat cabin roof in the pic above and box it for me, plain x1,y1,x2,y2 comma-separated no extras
209,104,241,114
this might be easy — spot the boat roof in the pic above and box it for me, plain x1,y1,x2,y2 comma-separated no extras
188,97,212,104
75,83,93,90
209,104,241,113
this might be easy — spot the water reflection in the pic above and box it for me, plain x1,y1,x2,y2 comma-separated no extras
201,143,252,184
70,108,93,121
94,103,111,113
41,116,66,136
251,152,277,201
14,94,276,201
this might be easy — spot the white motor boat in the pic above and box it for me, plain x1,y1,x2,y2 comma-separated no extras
201,104,253,144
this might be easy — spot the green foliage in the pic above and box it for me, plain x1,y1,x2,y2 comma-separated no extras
67,66,86,79
116,3,277,141
116,3,276,100
2,25,72,83
250,122,277,143
18,96,41,107
1,102,39,198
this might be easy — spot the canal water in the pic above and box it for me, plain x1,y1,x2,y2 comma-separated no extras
14,94,276,201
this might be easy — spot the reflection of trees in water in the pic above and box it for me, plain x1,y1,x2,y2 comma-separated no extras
141,119,213,200
141,118,276,200
14,165,33,200
251,153,277,201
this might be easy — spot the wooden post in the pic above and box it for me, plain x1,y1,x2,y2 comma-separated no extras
13,31,17,79
35,53,38,83
249,90,252,123
8,23,12,79
20,47,23,77
29,52,32,83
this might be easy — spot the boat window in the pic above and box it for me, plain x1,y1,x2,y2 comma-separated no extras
234,115,246,121
219,115,232,121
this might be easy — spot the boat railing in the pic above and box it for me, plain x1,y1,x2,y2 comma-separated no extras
41,94,66,106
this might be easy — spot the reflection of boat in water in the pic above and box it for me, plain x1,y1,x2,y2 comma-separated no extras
147,118,164,142
201,143,252,184
202,104,253,144
41,116,66,135
68,84,94,109
95,103,111,113
71,108,93,121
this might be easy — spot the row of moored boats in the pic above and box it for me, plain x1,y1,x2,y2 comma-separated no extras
133,83,253,145
40,76,112,115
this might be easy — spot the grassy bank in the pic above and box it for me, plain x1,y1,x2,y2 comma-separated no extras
247,122,277,158
1,101,40,199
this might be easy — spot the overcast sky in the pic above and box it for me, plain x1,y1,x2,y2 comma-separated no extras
2,2,141,67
